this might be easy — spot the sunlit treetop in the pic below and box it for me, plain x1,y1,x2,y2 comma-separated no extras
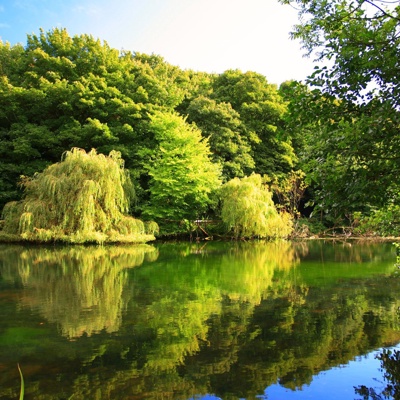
279,0,400,106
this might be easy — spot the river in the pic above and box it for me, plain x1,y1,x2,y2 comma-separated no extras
0,240,399,399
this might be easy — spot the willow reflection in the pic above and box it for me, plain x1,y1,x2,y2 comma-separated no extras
0,244,158,338
131,241,299,374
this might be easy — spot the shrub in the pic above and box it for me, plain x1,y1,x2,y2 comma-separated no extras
354,205,400,237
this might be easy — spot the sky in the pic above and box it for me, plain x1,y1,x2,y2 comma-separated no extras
0,0,317,85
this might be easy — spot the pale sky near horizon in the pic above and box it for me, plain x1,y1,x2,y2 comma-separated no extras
0,0,317,85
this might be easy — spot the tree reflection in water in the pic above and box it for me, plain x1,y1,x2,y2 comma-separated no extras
0,244,159,338
355,349,400,400
0,241,399,399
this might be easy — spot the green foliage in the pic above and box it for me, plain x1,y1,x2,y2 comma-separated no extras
219,174,293,238
141,111,221,229
354,203,400,237
284,81,400,224
211,69,297,176
185,95,254,181
280,0,400,107
394,242,400,269
0,28,192,212
291,217,327,238
144,220,160,236
178,69,298,181
0,27,334,235
268,169,307,218
279,1,400,225
1,148,155,244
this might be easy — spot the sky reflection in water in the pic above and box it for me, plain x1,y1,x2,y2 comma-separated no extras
191,345,399,399
264,346,399,399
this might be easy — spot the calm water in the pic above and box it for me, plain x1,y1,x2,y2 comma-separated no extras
0,240,399,399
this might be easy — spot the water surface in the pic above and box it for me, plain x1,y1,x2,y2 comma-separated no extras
0,240,399,399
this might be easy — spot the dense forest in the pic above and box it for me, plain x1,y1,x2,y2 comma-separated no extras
1,0,400,241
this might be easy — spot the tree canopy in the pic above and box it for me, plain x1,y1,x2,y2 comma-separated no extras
2,148,156,243
279,0,400,227
185,95,254,181
219,174,293,238
3,22,400,236
141,111,221,226
0,27,300,238
211,70,296,176
279,0,400,106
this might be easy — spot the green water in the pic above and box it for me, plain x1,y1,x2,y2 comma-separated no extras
0,240,399,399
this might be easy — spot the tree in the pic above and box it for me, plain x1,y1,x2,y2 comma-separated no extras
141,111,221,228
1,148,156,244
279,0,400,225
0,27,310,235
281,82,390,223
279,0,400,107
0,28,191,211
218,174,293,238
211,70,297,177
355,349,400,399
185,95,254,181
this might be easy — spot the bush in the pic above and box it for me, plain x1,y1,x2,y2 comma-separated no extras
354,205,400,237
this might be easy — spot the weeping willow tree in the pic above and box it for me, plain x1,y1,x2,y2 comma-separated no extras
219,174,293,239
1,148,157,244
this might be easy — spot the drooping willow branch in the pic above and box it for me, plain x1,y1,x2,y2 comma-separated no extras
2,148,157,244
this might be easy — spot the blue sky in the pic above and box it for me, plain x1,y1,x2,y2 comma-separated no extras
0,0,316,85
